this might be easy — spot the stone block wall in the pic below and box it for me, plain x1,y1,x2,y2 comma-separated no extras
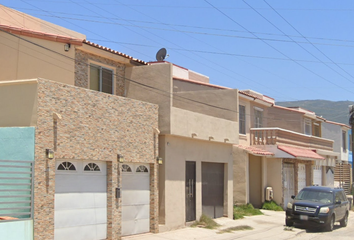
33,79,159,239
75,49,126,96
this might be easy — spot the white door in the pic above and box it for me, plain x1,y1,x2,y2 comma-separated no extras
121,163,150,236
313,165,322,186
298,164,306,193
283,163,295,210
54,160,107,240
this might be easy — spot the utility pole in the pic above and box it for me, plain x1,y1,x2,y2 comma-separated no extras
349,105,354,184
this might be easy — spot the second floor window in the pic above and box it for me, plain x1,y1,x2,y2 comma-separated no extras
254,107,263,128
313,122,321,137
90,64,114,94
304,118,311,135
239,105,246,134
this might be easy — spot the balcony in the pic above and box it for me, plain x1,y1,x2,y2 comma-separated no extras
250,128,333,151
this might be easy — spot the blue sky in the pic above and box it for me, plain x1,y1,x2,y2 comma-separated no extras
2,0,354,102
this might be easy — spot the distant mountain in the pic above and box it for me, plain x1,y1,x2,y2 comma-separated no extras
276,100,354,125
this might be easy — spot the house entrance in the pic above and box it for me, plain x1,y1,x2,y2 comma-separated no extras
185,161,196,222
202,162,224,218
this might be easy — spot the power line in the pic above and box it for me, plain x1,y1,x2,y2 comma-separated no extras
204,0,354,95
264,0,354,82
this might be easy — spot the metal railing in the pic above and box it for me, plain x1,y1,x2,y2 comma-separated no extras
0,159,34,220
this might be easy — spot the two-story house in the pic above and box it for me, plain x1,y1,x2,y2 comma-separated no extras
125,61,238,231
0,5,160,240
322,121,352,194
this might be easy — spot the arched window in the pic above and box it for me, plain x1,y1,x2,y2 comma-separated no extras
122,164,132,172
136,165,148,173
84,163,100,171
57,161,76,171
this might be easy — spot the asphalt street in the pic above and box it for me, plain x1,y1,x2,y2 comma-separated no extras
122,210,354,240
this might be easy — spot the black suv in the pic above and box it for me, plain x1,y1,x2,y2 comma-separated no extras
286,186,350,231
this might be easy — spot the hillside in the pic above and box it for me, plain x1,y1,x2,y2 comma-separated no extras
276,100,354,125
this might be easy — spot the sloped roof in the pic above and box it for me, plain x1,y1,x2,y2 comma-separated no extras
278,145,325,160
236,145,274,156
0,24,83,45
83,40,147,65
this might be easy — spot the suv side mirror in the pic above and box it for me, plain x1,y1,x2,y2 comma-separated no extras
336,200,341,204
291,195,295,199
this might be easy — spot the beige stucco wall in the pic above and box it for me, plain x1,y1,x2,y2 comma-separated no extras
125,63,173,134
266,158,283,205
233,146,248,204
170,107,238,144
173,79,221,92
159,135,233,231
0,5,85,39
173,89,238,122
249,155,262,208
0,32,75,85
0,80,38,127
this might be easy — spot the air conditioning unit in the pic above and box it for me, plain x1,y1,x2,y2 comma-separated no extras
265,187,273,201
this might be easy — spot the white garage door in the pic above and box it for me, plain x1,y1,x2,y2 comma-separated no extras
313,165,322,186
121,163,150,236
298,164,306,193
55,160,107,240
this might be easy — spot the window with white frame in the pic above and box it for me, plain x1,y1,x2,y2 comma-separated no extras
313,122,321,137
342,130,347,152
239,105,246,134
90,64,114,94
304,118,312,135
254,107,263,128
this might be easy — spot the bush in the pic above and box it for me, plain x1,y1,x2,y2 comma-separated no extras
233,203,263,219
191,214,219,229
261,200,283,211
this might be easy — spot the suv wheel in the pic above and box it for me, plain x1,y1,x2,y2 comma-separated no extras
285,219,293,227
326,215,335,231
340,212,348,227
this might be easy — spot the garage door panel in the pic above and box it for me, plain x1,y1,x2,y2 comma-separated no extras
55,223,107,240
122,176,150,190
55,160,107,240
122,219,149,236
122,190,150,205
121,163,150,236
56,175,106,193
122,205,150,220
298,164,306,192
55,208,107,228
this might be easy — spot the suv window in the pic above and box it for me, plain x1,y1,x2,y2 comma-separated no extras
335,191,346,202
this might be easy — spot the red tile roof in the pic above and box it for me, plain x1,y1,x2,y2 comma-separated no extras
0,24,83,45
236,145,274,156
325,120,350,129
278,145,324,160
83,40,147,65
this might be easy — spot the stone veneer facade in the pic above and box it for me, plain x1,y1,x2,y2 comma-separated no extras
33,79,159,239
75,49,126,97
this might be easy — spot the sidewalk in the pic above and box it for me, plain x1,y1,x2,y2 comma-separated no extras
122,210,306,240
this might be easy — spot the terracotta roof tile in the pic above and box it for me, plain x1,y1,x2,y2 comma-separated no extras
278,145,324,160
83,40,147,65
0,24,83,45
236,145,274,156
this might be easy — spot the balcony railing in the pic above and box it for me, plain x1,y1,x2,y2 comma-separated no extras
250,128,333,151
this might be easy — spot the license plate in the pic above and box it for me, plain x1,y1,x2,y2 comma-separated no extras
300,215,308,220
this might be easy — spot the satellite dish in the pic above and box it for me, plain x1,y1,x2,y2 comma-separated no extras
156,48,167,61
